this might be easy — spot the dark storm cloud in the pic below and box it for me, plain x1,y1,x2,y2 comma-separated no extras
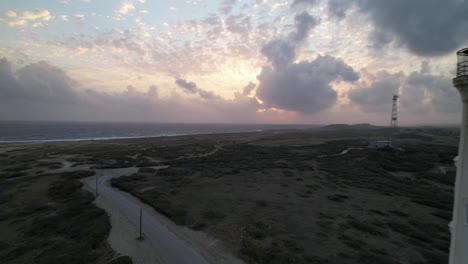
256,55,359,114
290,0,319,8
348,67,460,114
332,0,468,56
291,12,320,43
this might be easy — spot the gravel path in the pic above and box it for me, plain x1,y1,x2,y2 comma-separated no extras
82,167,210,264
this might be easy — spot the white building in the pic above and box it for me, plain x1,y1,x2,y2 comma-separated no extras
449,47,468,264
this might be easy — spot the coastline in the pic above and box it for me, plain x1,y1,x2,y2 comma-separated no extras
0,121,319,144
0,128,298,144
0,134,188,144
0,126,458,264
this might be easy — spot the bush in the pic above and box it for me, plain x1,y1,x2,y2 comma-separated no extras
59,170,95,179
202,210,226,220
110,256,133,264
415,172,455,186
348,220,388,238
256,200,269,207
2,174,131,264
138,167,157,173
327,194,348,202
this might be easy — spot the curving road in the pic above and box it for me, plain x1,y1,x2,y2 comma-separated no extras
82,167,210,264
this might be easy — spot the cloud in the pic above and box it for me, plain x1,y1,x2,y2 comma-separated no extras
0,58,20,99
225,14,252,36
175,78,198,94
5,19,27,27
115,1,136,14
4,10,17,18
175,78,222,100
60,15,69,22
219,0,238,15
2,9,51,27
73,14,85,21
348,66,460,114
255,9,348,115
404,71,460,114
291,11,320,43
256,55,359,114
261,39,296,70
242,82,256,96
327,0,352,19
290,0,319,8
0,58,269,123
334,0,468,56
31,22,44,28
348,71,402,112
261,11,318,70
0,58,79,104
21,9,52,21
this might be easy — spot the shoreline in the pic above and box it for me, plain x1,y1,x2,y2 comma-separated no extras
0,121,321,144
0,128,303,144
0,133,188,144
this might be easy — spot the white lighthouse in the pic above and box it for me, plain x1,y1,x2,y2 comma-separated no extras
450,47,468,264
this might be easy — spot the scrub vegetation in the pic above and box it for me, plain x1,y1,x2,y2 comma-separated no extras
0,152,131,264
110,126,458,264
0,125,458,263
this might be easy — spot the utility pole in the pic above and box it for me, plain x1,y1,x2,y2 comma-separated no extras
95,168,99,196
139,207,143,240
96,166,103,197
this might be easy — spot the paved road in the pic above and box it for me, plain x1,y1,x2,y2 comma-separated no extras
83,167,209,264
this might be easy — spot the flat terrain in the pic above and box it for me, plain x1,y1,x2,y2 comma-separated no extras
0,125,459,263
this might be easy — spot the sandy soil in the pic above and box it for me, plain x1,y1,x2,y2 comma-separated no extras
83,183,165,264
81,164,242,264
1,127,457,264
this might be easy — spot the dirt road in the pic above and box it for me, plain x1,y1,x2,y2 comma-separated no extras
82,167,210,264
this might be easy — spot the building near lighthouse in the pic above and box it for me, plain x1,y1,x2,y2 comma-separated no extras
449,47,468,264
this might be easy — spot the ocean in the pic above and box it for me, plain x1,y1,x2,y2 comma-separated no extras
0,121,319,143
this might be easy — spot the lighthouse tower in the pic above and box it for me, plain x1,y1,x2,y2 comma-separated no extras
450,47,468,264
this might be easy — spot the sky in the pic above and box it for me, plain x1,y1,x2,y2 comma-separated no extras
0,0,467,125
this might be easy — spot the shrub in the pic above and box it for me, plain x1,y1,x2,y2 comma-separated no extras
138,167,157,173
202,210,226,220
59,170,95,179
110,256,133,264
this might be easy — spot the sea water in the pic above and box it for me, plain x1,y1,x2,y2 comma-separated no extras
0,121,318,143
